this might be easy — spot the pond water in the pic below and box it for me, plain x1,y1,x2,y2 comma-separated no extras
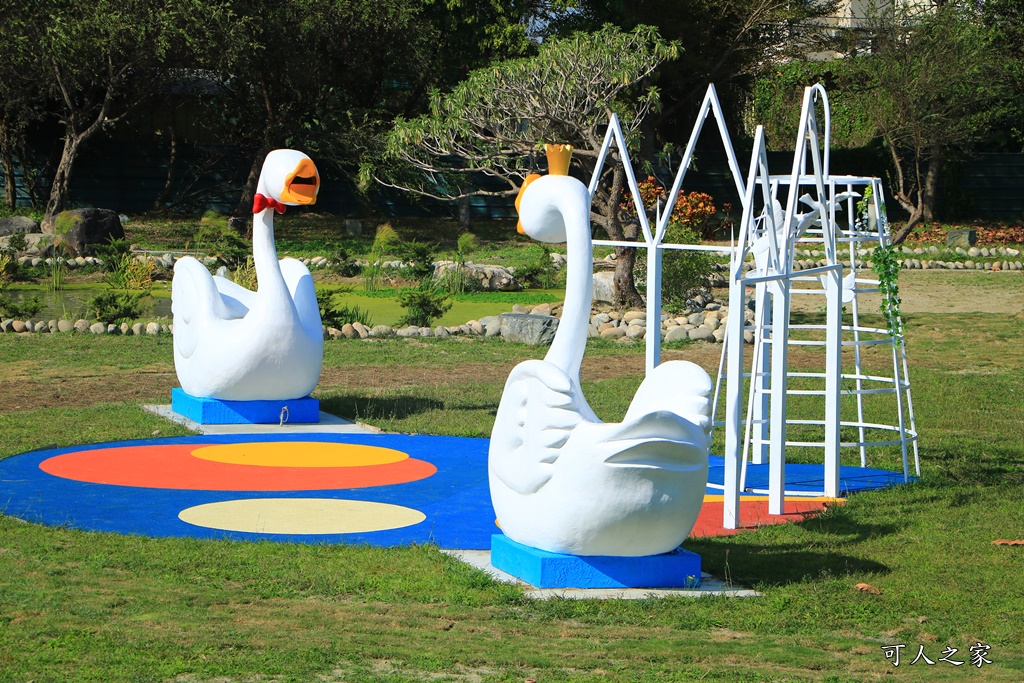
0,288,172,320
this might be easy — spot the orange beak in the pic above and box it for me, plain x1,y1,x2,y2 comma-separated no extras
280,157,320,205
515,173,542,234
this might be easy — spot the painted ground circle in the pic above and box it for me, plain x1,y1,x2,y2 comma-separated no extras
39,443,435,491
178,498,426,534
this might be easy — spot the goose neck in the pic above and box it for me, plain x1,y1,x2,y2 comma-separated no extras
252,209,289,304
544,194,592,376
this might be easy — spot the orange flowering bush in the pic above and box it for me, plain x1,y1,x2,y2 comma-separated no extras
623,176,717,312
622,177,719,240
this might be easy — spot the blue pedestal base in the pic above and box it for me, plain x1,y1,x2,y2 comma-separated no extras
171,388,320,425
490,534,701,589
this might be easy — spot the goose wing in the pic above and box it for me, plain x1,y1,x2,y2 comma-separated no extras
623,360,712,437
489,359,583,495
172,257,241,360
212,275,254,318
280,257,323,338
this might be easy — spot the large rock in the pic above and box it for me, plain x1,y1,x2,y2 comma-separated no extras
51,208,125,255
689,327,715,342
664,326,689,342
592,271,616,303
480,315,502,337
945,229,977,249
499,313,559,345
0,216,41,236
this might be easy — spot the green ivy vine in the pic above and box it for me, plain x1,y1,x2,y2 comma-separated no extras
872,244,904,339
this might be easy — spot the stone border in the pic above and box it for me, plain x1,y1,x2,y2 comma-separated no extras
0,318,168,335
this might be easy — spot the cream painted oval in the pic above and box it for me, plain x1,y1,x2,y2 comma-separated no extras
178,498,426,534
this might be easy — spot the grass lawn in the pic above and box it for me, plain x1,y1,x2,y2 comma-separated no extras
0,270,1023,682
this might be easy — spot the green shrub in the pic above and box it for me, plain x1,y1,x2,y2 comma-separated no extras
436,233,484,295
436,261,482,295
0,294,43,319
397,289,452,328
329,248,362,277
104,254,154,291
231,257,258,291
372,222,400,253
6,233,27,253
513,244,558,289
0,253,14,288
456,232,479,255
92,238,132,272
199,210,232,231
193,224,249,268
395,241,437,284
0,207,44,223
87,292,146,324
635,221,715,313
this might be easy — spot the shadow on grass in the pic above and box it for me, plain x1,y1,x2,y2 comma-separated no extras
690,539,891,587
321,395,447,422
688,506,896,587
921,442,1024,488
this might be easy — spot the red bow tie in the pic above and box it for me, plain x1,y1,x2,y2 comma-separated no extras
253,193,287,215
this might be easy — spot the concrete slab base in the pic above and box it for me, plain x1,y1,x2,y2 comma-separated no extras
443,549,760,600
144,404,376,435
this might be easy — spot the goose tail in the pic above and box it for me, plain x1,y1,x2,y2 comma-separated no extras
622,360,713,437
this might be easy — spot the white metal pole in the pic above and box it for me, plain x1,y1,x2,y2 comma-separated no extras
824,264,843,498
646,240,662,372
768,279,791,515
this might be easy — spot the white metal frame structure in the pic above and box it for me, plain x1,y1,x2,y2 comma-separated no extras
588,86,744,373
717,85,919,528
581,84,918,531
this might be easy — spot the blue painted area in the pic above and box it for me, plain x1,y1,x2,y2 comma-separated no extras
0,434,493,548
706,456,913,496
0,434,914,548
491,534,701,589
171,388,320,424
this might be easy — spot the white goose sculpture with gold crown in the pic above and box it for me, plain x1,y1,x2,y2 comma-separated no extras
489,144,714,557
171,149,324,401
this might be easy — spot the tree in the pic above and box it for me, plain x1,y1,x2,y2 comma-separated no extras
366,24,679,307
843,3,1011,242
538,0,840,142
6,0,243,230
205,0,536,217
981,0,1024,151
0,11,46,210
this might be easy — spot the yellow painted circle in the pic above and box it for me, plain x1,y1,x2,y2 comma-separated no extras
190,442,408,468
178,498,426,534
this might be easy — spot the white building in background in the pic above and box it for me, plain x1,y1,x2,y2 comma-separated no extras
808,0,937,60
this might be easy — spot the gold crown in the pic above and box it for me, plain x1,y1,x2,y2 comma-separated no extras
544,144,573,176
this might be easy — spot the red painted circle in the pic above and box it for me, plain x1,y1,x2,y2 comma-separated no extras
40,445,436,491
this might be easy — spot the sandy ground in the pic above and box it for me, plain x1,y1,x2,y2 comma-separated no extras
786,270,1024,315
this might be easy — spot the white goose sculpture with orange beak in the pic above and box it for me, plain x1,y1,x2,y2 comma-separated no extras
488,144,713,557
171,149,324,400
